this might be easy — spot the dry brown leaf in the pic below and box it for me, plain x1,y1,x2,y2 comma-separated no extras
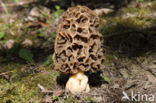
53,89,64,97
0,71,12,80
3,39,14,49
45,95,53,103
22,39,33,47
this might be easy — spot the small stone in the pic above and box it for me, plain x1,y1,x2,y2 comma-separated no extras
149,64,156,69
147,75,156,84
113,84,120,89
119,69,129,79
93,96,103,102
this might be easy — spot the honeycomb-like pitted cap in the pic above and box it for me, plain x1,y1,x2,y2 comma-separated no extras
53,6,104,74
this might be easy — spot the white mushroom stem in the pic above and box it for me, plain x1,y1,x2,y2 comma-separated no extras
65,71,90,94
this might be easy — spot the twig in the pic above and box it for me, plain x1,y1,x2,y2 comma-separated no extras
0,71,13,75
38,84,53,93
0,1,9,14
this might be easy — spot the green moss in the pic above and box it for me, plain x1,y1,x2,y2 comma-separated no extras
0,1,155,102
0,17,52,50
84,97,97,103
0,62,23,73
103,48,117,65
0,62,58,102
0,19,24,42
117,1,151,15
100,10,155,56
65,95,79,103
27,69,59,88
151,1,156,10
137,8,150,16
0,82,41,103
101,17,153,34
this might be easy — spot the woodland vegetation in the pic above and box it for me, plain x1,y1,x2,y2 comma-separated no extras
0,0,156,103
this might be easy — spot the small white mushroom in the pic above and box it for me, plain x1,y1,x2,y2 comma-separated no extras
66,71,90,94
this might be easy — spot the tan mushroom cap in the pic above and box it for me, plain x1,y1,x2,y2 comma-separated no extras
53,6,104,74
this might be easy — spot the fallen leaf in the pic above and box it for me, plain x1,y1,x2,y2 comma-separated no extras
3,39,14,49
22,39,33,47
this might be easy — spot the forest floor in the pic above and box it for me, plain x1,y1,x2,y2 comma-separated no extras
0,0,156,103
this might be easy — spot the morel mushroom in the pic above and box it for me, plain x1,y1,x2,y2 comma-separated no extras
53,6,104,94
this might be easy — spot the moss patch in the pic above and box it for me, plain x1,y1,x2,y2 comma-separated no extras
0,63,59,103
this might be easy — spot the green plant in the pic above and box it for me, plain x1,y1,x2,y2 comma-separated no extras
43,54,52,66
151,1,156,10
34,100,40,103
14,0,20,2
84,97,96,102
53,5,64,19
41,11,53,24
0,32,5,39
5,44,21,59
39,27,48,37
53,95,59,100
138,0,144,2
2,40,8,44
19,48,34,63
48,19,53,24
52,32,57,44
101,74,110,82
41,11,49,18
129,8,137,13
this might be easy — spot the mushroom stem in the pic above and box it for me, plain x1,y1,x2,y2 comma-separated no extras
65,71,90,94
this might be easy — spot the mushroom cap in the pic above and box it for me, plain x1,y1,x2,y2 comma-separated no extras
53,6,104,74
